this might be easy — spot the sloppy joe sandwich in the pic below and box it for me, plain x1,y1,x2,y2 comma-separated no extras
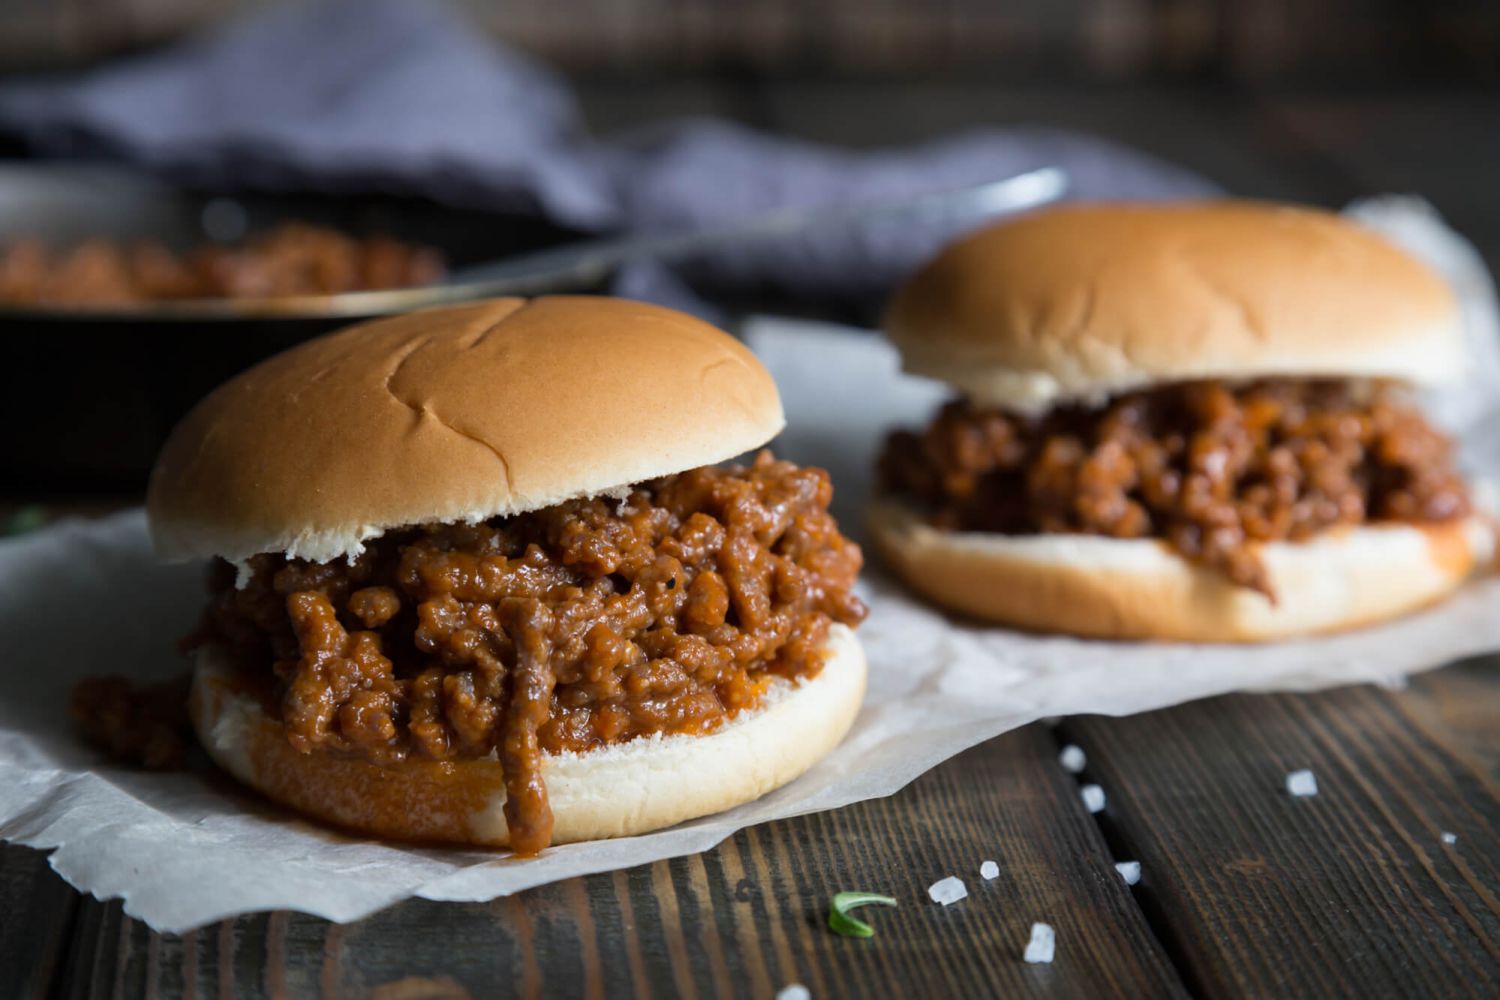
872,201,1493,641
147,296,868,854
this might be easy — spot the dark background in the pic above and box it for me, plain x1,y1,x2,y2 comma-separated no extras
2,0,1498,493
3,0,1498,84
2,0,1495,269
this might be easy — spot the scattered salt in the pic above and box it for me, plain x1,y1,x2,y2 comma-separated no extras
1115,861,1141,886
980,860,1000,880
1441,831,1458,845
1059,745,1086,773
1285,769,1318,797
776,986,811,1000
928,876,969,905
1081,784,1106,813
1023,922,1056,964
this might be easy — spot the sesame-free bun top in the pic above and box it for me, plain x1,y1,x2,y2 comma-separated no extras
886,201,1466,413
148,296,785,565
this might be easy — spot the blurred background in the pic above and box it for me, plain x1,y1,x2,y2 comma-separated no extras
1,0,1495,232
5,0,1499,83
0,0,1496,496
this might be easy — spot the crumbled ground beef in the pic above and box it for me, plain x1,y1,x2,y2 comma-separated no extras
879,379,1469,597
195,451,866,854
0,223,443,306
71,673,193,769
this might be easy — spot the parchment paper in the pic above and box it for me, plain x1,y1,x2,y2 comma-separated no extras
3,199,1497,933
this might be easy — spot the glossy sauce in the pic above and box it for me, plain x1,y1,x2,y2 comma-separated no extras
879,379,1470,598
198,452,866,854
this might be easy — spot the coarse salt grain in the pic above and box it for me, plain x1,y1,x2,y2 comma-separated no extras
1115,861,1141,886
1081,784,1106,813
1285,769,1318,797
1023,922,1056,964
1059,745,1086,773
928,876,968,905
1441,831,1458,845
981,860,1000,880
777,986,811,1000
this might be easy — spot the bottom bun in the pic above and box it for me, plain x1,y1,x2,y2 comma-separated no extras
869,499,1494,642
190,624,866,848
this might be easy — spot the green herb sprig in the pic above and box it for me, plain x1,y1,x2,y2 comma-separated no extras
828,891,898,938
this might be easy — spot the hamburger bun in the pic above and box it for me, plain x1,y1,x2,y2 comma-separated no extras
886,201,1465,413
154,295,866,851
148,296,785,566
189,624,865,847
869,499,1493,642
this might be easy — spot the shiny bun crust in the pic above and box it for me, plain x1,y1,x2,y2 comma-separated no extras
886,201,1466,412
188,625,865,848
869,500,1492,642
148,297,785,565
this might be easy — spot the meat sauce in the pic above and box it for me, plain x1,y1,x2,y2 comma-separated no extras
879,379,1469,597
70,674,194,770
193,452,866,854
0,223,443,306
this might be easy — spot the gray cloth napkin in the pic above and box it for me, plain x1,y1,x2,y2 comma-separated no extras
0,0,1218,311
602,120,1217,309
0,0,614,228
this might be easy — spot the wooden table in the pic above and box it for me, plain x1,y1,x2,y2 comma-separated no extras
5,657,1497,998
4,83,1500,998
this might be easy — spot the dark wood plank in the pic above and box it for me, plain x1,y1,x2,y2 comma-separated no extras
1058,660,1500,1000
19,724,1186,998
1399,655,1500,774
0,841,79,999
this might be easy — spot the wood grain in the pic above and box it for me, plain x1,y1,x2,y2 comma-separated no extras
1058,656,1500,1000
36,724,1185,999
12,668,1500,998
0,842,79,1000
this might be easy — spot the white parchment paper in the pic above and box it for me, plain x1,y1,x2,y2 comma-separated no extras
3,200,1498,932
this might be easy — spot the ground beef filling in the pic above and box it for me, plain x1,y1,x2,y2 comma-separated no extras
197,453,866,855
0,222,444,306
71,674,193,770
878,379,1470,597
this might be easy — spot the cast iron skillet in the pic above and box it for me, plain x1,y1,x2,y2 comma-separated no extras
1,163,1066,491
0,163,584,492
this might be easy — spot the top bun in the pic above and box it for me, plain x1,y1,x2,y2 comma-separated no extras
886,200,1465,413
148,296,785,565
